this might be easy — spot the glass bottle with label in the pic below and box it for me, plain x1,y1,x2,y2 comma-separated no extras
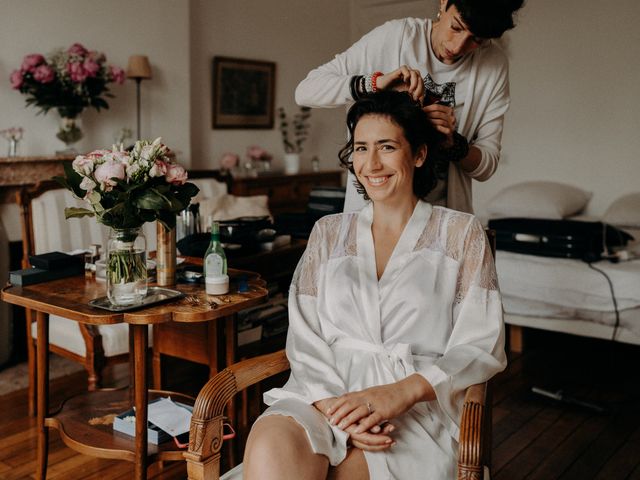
203,221,228,294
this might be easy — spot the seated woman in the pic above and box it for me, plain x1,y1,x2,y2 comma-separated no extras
241,90,506,479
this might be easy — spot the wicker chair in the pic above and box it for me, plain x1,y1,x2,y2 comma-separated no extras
184,350,492,480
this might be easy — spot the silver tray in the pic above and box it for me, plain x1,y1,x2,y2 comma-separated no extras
88,287,184,312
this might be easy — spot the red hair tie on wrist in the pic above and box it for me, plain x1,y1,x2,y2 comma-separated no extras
371,71,383,92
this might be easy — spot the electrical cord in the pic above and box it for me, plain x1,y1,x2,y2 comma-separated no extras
584,261,620,342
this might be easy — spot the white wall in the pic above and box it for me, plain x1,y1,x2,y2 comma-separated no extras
188,0,350,172
474,0,640,218
0,0,190,163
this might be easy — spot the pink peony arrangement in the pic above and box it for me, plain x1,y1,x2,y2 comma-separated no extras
55,138,198,230
220,152,240,171
0,126,24,142
10,43,125,119
246,145,272,163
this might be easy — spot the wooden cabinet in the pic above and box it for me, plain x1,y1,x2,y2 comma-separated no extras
231,170,343,214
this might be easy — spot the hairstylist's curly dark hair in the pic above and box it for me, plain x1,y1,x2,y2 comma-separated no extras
447,0,525,39
338,90,438,201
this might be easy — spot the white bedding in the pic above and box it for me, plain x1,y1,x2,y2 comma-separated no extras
495,227,640,340
495,251,640,312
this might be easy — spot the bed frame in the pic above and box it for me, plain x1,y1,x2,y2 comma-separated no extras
506,314,640,352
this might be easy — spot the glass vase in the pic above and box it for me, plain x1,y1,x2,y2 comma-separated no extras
106,227,148,306
55,115,83,155
8,138,18,157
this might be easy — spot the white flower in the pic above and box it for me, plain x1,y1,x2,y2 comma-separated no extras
79,176,96,193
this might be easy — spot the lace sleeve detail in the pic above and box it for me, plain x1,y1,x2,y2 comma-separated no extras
290,215,347,297
454,217,499,303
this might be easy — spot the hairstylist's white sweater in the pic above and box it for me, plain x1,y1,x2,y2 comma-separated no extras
296,17,510,214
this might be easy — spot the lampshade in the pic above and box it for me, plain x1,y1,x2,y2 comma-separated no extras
126,55,152,80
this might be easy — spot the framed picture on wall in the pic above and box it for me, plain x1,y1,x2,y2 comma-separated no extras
212,56,276,129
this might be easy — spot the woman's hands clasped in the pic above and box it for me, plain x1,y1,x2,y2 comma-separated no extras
314,375,433,451
314,396,396,451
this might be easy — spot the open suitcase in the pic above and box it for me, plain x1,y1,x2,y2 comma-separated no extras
488,217,633,261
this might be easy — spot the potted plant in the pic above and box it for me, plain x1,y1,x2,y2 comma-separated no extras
277,106,311,174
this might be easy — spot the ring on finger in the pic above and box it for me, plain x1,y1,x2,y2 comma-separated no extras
366,401,374,415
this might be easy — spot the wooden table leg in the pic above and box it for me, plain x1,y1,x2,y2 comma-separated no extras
36,311,49,480
26,307,36,417
132,324,149,480
224,315,238,466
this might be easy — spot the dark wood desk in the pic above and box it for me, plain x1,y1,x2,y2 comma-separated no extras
1,271,267,480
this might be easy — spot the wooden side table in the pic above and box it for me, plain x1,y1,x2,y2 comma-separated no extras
1,270,267,480
152,239,306,389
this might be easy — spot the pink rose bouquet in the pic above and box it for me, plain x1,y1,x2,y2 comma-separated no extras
10,42,125,119
55,138,199,229
246,145,272,163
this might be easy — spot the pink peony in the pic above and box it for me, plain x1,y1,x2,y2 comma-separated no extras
149,159,169,178
33,64,55,83
68,62,88,83
109,66,125,84
86,149,111,159
82,58,100,78
165,164,188,185
220,152,239,170
21,54,45,72
94,159,126,191
68,43,88,57
10,70,24,89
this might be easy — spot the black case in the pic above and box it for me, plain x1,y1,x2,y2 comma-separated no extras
488,218,634,261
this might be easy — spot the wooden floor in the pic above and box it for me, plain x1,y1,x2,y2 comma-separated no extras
1,330,640,479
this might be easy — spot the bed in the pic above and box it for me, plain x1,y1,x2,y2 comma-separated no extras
485,182,640,351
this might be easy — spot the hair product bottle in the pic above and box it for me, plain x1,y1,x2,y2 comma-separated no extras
203,221,229,294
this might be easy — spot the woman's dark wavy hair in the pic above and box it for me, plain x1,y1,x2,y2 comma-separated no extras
338,90,438,201
447,0,525,39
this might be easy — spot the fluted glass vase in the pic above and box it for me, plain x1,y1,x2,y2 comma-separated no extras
55,115,83,155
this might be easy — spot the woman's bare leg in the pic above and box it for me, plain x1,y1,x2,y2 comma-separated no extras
328,447,369,480
244,415,329,480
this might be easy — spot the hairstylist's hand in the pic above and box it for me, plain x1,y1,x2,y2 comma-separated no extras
423,103,457,144
376,66,425,103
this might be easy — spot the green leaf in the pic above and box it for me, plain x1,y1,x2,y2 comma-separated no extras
135,190,169,210
64,207,95,219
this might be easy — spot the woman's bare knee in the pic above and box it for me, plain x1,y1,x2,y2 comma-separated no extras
244,415,329,480
328,447,369,480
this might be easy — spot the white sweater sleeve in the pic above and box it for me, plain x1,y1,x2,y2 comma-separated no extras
295,19,408,108
467,51,510,182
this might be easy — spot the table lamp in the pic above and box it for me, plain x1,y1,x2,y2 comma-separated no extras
126,55,152,141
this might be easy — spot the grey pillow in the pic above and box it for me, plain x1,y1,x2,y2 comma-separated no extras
487,181,592,219
603,193,640,228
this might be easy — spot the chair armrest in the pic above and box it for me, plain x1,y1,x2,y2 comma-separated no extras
184,349,289,480
457,382,488,480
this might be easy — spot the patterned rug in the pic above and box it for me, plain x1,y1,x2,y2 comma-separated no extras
0,355,84,396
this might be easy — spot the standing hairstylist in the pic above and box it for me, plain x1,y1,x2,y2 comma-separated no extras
296,0,525,213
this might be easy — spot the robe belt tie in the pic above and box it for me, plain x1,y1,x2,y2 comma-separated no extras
331,338,417,376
